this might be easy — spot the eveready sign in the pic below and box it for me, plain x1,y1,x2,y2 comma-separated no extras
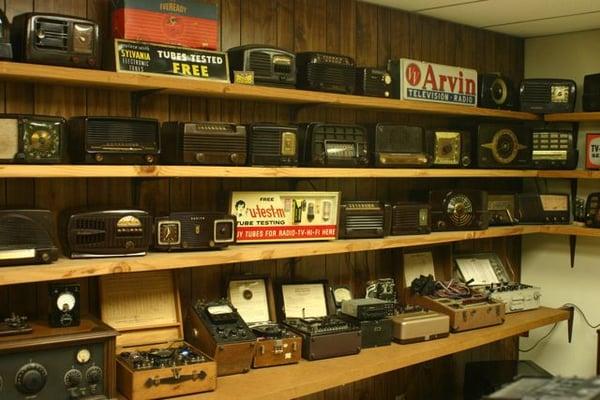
400,58,478,107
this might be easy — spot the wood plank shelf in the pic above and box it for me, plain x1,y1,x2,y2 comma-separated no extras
166,307,568,400
545,112,600,122
2,225,599,286
0,61,540,120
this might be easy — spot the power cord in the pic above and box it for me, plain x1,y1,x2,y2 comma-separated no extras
519,323,558,353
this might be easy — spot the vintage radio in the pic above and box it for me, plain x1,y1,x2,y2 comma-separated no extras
0,209,58,267
487,194,518,226
583,73,600,111
227,45,296,88
519,79,577,114
341,298,394,320
185,298,256,376
488,283,542,313
391,202,431,235
585,193,600,228
586,133,600,169
228,276,302,368
100,271,216,400
298,123,369,167
338,201,391,239
371,124,432,167
11,13,100,68
278,281,362,360
478,73,518,110
63,210,153,258
355,67,392,98
532,129,577,169
69,117,160,164
0,317,117,399
0,115,66,163
391,311,450,344
296,52,356,94
429,190,489,231
154,212,236,251
0,9,12,59
426,130,472,168
247,123,298,166
517,193,570,224
161,121,246,165
49,283,81,328
476,124,532,168
112,0,217,50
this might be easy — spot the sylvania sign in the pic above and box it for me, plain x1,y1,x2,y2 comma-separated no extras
395,58,478,107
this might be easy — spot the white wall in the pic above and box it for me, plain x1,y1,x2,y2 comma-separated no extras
520,29,600,376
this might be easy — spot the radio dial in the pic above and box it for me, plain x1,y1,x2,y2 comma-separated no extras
15,363,47,395
64,369,83,387
85,366,103,384
230,153,239,163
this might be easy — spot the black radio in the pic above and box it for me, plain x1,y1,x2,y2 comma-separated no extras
426,130,471,168
371,124,432,167
155,212,236,251
476,124,532,168
247,123,298,166
430,190,489,231
583,73,600,111
227,45,296,88
478,73,518,110
391,203,431,235
298,123,369,167
338,201,391,239
68,117,160,164
520,79,577,113
355,67,392,98
585,193,600,228
341,298,394,320
161,122,247,166
0,209,58,266
487,194,518,226
0,115,66,163
296,52,356,94
11,13,100,69
518,193,570,224
532,128,578,169
0,9,12,60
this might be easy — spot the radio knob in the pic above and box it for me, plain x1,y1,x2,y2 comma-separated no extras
230,153,239,163
64,369,83,388
195,153,205,162
437,221,446,229
41,252,51,263
15,363,47,395
462,155,471,166
144,154,155,164
85,366,103,385
94,153,104,162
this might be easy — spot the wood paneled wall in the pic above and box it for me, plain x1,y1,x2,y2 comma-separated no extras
0,0,524,399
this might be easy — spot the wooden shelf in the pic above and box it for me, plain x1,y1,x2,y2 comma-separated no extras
164,307,568,400
545,112,600,122
2,225,599,286
0,61,540,120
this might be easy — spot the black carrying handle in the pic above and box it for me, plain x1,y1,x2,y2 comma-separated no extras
145,369,207,387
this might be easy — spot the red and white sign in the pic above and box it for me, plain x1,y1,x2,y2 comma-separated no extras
400,58,478,107
586,134,600,169
229,191,340,243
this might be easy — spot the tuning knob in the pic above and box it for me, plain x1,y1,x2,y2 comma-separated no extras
15,363,47,395
85,366,103,385
64,369,83,388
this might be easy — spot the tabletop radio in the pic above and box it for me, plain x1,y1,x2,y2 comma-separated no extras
478,73,518,110
532,128,577,169
227,45,296,88
247,123,298,166
296,52,356,94
298,123,369,167
520,78,576,113
0,209,58,266
390,202,431,235
154,212,236,251
355,67,392,98
426,130,471,168
339,201,391,238
430,190,489,231
476,124,531,168
0,115,66,163
372,124,432,167
517,193,570,224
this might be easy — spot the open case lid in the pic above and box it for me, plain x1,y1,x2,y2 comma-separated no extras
276,280,336,321
453,252,513,286
227,275,276,325
99,270,182,351
403,251,436,288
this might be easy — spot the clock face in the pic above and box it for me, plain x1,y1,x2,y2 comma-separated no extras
57,292,76,312
76,348,91,364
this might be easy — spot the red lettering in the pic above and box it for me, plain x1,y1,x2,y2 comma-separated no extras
458,71,464,93
466,79,476,95
447,76,458,92
439,75,447,91
422,65,438,91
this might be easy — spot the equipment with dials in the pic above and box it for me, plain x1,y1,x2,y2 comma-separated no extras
429,190,489,231
532,128,578,170
517,193,570,224
583,73,600,112
11,13,100,69
341,298,394,321
519,78,577,114
371,124,432,168
338,201,391,238
426,130,472,168
0,317,117,399
278,281,362,360
390,202,431,235
484,376,600,400
227,45,296,88
0,209,58,266
0,313,32,336
68,116,160,165
154,212,236,251
63,209,153,258
49,283,81,328
161,122,247,166
478,73,518,110
585,193,600,228
476,124,532,168
247,123,298,166
100,271,216,399
355,67,392,98
228,276,302,368
338,292,393,349
487,194,518,226
298,123,369,167
186,298,256,376
391,310,450,344
0,115,66,163
296,52,356,94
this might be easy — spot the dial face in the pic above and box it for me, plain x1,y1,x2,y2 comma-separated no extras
56,292,76,312
207,304,233,315
158,221,181,245
23,120,60,160
76,348,91,364
490,78,508,104
540,195,568,211
333,287,352,304
446,194,474,227
434,132,460,165
551,85,570,103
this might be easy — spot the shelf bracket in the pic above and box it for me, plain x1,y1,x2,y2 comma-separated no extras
131,89,164,117
560,305,575,343
569,178,578,268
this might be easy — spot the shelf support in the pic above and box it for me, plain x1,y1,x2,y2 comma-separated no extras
569,178,578,268
560,305,575,343
131,89,164,117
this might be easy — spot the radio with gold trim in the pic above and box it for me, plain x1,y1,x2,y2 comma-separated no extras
247,123,298,166
517,193,570,224
426,130,471,168
487,194,518,226
520,78,577,114
339,201,391,239
532,128,578,170
63,210,153,258
227,45,296,88
0,115,66,163
371,124,432,167
478,73,518,110
154,212,236,251
298,123,369,167
356,68,392,98
390,202,431,235
430,190,489,231
476,124,532,168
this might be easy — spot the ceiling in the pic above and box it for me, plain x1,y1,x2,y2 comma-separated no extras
363,0,600,38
